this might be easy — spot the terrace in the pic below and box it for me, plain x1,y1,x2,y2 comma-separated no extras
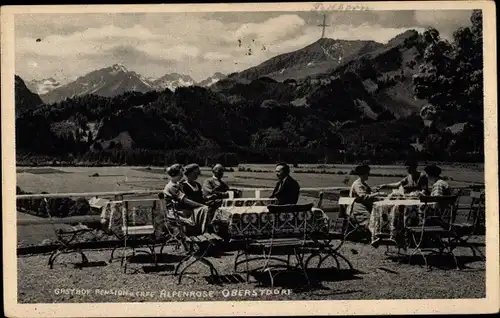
16,181,486,303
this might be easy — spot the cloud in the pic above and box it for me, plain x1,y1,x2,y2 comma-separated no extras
138,43,201,61
203,52,233,61
414,10,473,39
14,11,475,83
233,14,306,43
16,24,158,58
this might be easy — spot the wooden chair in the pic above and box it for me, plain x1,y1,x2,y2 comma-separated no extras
233,203,316,288
157,193,224,285
447,190,485,262
339,196,371,242
119,200,158,274
467,187,485,234
406,195,460,271
44,198,104,269
303,193,354,271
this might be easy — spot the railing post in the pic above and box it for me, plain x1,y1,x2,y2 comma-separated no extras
255,190,261,198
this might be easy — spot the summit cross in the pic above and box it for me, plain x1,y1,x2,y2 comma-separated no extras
318,14,330,39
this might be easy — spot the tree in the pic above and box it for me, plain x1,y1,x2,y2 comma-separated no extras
413,10,483,123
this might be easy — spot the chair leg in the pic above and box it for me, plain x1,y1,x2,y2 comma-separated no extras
305,251,321,269
333,249,353,270
48,249,59,269
109,245,120,263
294,248,311,288
244,250,250,283
175,254,193,275
77,248,89,268
177,243,213,285
234,249,243,273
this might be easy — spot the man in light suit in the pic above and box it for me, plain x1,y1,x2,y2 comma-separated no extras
270,163,300,205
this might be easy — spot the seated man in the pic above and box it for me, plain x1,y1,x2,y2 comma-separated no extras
270,163,300,205
202,164,241,203
163,163,210,235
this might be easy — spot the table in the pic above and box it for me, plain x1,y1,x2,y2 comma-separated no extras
213,205,329,239
369,199,424,246
221,198,279,207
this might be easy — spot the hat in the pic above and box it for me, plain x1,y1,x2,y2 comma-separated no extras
352,164,370,176
424,164,442,177
184,163,200,175
405,159,418,168
166,164,183,177
212,163,224,172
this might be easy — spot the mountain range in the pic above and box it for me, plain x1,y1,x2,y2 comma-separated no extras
24,31,423,117
17,30,427,118
32,64,227,104
26,77,62,95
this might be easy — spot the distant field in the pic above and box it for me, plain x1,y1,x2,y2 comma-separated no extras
16,164,484,195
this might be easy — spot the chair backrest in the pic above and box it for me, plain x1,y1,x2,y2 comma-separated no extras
157,192,188,238
121,200,156,236
317,192,324,209
228,203,327,240
339,189,350,197
419,195,458,205
419,195,459,225
338,197,355,205
465,188,485,226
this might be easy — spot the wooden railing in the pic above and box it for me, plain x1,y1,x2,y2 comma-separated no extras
15,187,351,200
16,185,478,226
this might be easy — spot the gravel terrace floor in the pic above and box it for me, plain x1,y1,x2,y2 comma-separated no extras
18,238,486,303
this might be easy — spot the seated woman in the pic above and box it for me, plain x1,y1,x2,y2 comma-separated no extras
349,164,384,227
378,159,429,194
163,163,210,235
424,164,451,196
181,163,204,204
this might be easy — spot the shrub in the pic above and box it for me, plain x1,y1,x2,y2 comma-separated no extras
69,198,91,216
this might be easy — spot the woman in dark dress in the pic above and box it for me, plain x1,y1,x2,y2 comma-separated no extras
181,163,204,204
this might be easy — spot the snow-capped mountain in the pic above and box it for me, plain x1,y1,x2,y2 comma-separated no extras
152,73,196,91
40,64,154,104
198,72,226,87
15,75,44,117
26,77,62,95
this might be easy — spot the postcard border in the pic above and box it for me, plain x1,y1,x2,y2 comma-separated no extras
2,1,499,316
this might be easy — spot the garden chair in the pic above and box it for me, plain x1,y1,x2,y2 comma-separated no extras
406,194,460,271
157,193,224,285
43,198,104,269
338,196,371,242
118,200,159,274
303,193,354,271
232,203,316,288
447,190,486,262
467,186,485,234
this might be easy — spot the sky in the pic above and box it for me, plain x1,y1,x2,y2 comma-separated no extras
14,9,475,83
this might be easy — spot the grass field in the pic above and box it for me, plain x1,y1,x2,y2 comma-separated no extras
16,164,484,195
